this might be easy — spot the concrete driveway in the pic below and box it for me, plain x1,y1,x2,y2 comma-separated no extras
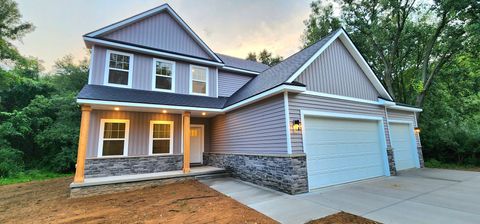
200,168,480,224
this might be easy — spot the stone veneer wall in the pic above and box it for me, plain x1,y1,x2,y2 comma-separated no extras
84,155,183,178
386,147,397,176
203,152,308,194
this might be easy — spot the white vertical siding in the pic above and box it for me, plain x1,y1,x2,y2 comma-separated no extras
102,11,212,60
87,110,182,158
295,40,380,101
210,94,288,154
288,93,389,153
218,70,252,97
90,46,218,97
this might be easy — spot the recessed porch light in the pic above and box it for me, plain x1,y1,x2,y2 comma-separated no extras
114,107,120,111
162,110,167,113
201,112,206,116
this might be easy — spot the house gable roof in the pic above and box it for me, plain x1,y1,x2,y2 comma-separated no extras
225,28,392,106
84,4,222,63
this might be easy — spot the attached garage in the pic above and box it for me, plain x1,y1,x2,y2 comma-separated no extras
389,122,419,171
303,113,389,190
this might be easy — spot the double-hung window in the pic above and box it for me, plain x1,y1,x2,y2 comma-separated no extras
98,119,129,157
105,50,133,87
152,59,175,92
149,121,174,155
190,65,208,96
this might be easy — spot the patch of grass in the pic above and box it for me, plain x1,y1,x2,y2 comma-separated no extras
425,159,480,172
0,170,72,186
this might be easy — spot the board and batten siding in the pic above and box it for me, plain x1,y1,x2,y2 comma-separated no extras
218,70,252,97
89,46,218,97
387,109,421,147
295,40,380,101
288,93,390,153
101,11,213,60
210,94,288,154
86,110,182,158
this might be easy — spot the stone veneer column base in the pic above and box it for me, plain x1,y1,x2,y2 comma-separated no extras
203,152,308,194
386,147,397,176
84,155,183,178
417,146,425,168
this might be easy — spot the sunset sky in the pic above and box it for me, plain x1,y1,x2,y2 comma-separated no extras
14,0,314,71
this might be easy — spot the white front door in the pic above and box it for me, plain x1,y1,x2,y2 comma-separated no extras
304,116,386,190
190,125,204,164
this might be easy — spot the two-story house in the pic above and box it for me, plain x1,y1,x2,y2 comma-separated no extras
71,4,423,196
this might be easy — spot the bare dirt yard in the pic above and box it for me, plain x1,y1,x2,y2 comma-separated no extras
306,211,381,224
0,177,277,224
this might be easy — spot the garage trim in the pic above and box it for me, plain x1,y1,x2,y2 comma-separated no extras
300,110,392,180
389,119,421,168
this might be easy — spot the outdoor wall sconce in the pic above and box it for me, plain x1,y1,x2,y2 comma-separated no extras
292,120,302,132
414,127,421,134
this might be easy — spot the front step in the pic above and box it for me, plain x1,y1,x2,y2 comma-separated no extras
195,172,231,180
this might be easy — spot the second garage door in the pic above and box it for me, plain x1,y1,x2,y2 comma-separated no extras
389,123,417,170
304,116,386,190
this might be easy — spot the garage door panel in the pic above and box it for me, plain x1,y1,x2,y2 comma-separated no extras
390,123,416,170
305,116,386,190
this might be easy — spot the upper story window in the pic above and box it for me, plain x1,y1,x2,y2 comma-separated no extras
104,50,133,88
190,65,209,96
152,59,175,92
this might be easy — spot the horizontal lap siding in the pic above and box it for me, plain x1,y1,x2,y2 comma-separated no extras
295,40,379,101
211,94,288,154
90,46,218,97
288,93,389,153
87,111,182,158
102,11,212,60
387,109,421,147
218,71,252,97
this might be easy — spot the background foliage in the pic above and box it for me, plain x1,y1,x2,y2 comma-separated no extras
0,0,479,178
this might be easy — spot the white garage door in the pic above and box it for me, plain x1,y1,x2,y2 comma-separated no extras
305,116,386,190
390,123,417,170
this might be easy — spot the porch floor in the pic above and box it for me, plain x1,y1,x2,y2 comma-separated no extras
70,166,225,188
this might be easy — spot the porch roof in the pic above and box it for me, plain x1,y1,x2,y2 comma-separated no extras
77,85,228,109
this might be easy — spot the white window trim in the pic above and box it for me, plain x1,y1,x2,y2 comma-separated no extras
189,65,209,96
98,119,130,157
151,58,176,93
104,49,134,88
148,120,174,155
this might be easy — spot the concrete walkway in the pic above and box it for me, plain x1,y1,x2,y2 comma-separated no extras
200,168,480,224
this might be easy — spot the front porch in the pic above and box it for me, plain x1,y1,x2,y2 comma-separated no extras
71,166,225,188
72,103,220,193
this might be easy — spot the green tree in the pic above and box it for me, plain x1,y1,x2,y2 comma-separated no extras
301,2,341,48
246,49,283,66
0,0,34,62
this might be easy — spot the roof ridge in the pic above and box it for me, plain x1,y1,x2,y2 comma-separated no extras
216,53,270,67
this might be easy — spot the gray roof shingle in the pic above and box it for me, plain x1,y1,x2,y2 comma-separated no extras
224,29,340,107
216,53,270,73
78,85,228,109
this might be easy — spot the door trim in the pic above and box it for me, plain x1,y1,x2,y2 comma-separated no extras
190,124,204,163
300,110,391,191
388,120,421,168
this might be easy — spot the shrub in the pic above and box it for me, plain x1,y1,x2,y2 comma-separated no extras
0,147,24,177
